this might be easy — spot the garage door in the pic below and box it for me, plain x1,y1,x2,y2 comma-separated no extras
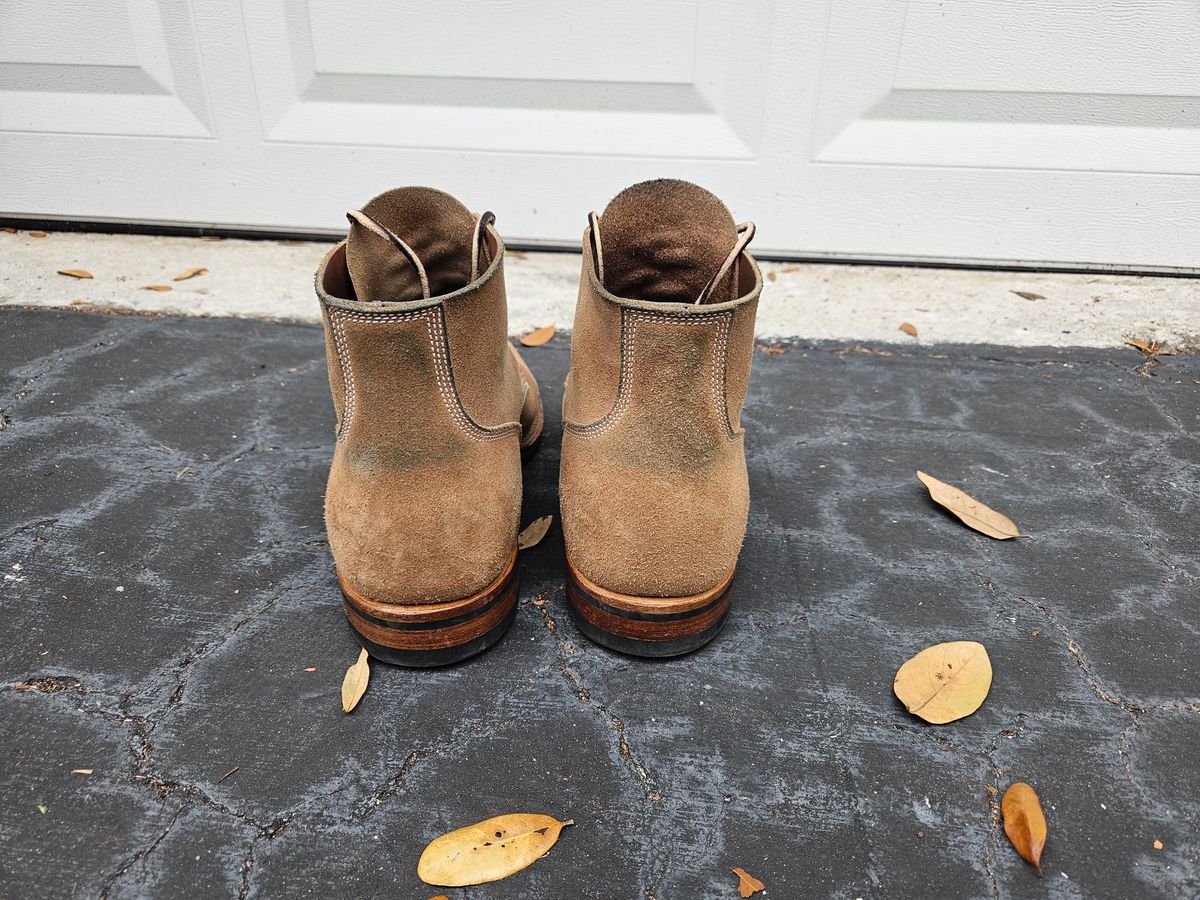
2,0,1197,269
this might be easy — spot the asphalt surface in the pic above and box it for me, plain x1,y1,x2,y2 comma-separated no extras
1,307,1197,899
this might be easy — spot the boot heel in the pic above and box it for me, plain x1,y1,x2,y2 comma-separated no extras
340,551,519,667
564,554,733,658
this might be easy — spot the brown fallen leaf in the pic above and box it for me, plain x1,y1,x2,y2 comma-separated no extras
1,226,16,234
71,769,93,775
173,266,208,281
1126,338,1169,356
899,322,918,338
57,269,93,279
519,325,556,347
142,285,172,292
894,640,992,724
417,813,573,887
518,515,553,550
730,866,766,897
29,231,48,238
1011,290,1045,300
916,471,1021,540
1002,782,1048,875
341,647,370,713
767,271,777,282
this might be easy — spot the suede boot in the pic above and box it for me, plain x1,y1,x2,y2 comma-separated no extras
315,187,543,666
559,179,762,656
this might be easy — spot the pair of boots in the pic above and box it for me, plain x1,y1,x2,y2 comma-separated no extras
314,179,762,665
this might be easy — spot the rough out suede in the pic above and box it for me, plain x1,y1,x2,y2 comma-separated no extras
560,180,762,598
316,187,542,605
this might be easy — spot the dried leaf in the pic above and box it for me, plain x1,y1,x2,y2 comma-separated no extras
417,813,573,887
899,322,918,338
341,647,370,713
1126,338,1167,356
142,284,172,292
1002,782,1047,875
71,769,93,775
519,325,556,347
767,271,777,282
1011,290,1045,300
518,515,553,550
201,235,224,241
1,226,16,234
1154,839,1164,850
894,640,992,724
916,471,1020,540
429,896,450,900
173,266,208,281
29,231,48,238
57,269,93,279
730,866,766,897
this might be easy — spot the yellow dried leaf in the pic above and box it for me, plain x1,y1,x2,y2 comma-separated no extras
1002,782,1048,875
517,515,553,550
916,471,1020,540
894,640,992,724
57,269,93,279
341,647,369,713
899,322,918,338
142,284,173,292
418,813,572,887
730,866,766,897
173,266,208,281
519,325,556,347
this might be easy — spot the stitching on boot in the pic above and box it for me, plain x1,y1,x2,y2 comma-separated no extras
330,306,520,443
565,309,735,440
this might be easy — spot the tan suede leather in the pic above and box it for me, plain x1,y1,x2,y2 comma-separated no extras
316,188,541,605
560,180,762,598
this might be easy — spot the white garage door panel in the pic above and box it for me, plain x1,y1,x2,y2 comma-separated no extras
0,0,211,137
1,0,1198,269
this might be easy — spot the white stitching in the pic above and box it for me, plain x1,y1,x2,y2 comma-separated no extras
565,309,735,440
329,306,519,443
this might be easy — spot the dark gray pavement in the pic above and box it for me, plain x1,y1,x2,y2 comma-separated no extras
1,307,1197,899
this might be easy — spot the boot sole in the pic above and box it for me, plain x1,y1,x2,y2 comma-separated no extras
564,554,734,658
340,550,519,667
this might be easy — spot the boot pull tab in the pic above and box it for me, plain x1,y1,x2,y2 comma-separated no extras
470,211,496,282
588,211,605,285
346,208,431,300
695,222,755,305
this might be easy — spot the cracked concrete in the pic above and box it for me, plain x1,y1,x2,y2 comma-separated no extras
1,307,1197,898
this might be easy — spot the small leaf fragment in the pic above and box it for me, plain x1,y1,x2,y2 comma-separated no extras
916,471,1020,540
518,515,553,550
894,640,992,724
341,647,370,713
1127,338,1166,356
519,325,556,347
142,284,172,292
1,226,16,234
57,268,93,279
418,813,573,886
71,769,93,775
1002,782,1048,875
29,231,48,238
730,866,766,897
899,322,918,338
37,805,47,814
1153,839,1164,850
173,266,208,281
1011,290,1045,300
